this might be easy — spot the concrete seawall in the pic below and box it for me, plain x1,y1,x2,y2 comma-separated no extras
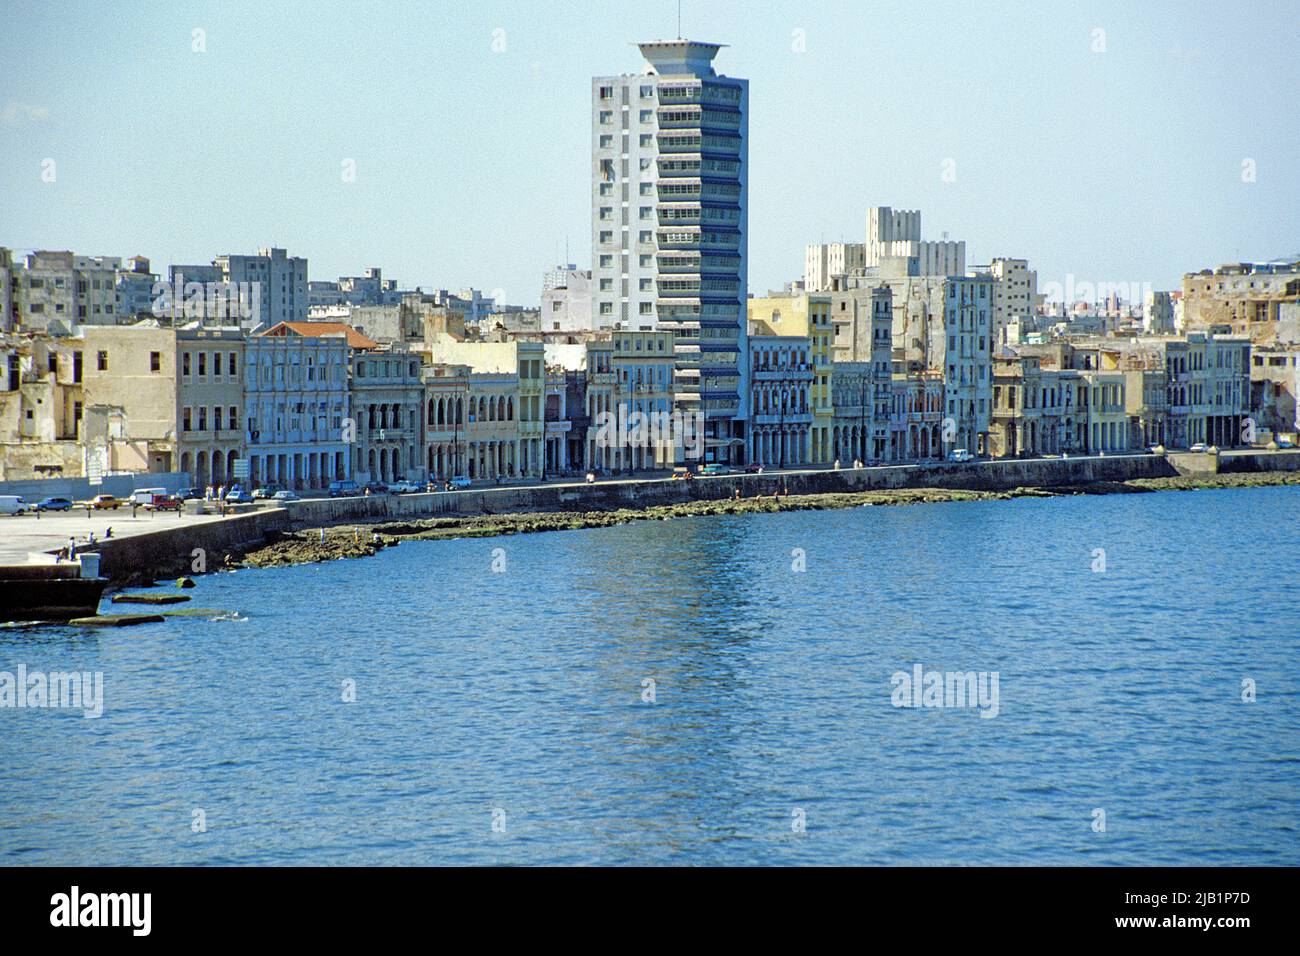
284,453,1181,526
91,508,291,583
1219,452,1300,474
75,450,1300,584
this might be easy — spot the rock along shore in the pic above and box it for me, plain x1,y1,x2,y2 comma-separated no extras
231,470,1300,571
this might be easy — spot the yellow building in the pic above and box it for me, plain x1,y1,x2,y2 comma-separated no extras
747,293,834,462
423,339,545,477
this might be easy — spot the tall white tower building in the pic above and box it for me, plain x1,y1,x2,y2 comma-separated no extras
591,40,749,463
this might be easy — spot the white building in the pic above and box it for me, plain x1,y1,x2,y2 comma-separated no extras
1144,290,1175,335
866,206,965,277
540,265,594,332
243,328,351,490
805,242,866,293
968,257,1037,345
593,39,750,463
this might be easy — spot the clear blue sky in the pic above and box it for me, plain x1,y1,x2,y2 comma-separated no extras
2,0,1296,305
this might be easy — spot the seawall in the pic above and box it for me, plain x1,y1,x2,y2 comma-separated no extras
283,453,1181,526
73,450,1300,584
90,508,292,584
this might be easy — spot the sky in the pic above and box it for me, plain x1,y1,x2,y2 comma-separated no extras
1,0,1297,306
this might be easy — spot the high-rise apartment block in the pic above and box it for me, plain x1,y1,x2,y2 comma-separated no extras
593,40,749,463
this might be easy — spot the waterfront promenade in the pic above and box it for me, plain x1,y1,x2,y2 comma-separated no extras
0,508,231,566
5,448,1298,577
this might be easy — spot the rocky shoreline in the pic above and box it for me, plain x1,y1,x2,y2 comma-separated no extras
228,470,1300,571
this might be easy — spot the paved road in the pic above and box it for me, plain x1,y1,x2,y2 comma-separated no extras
0,508,231,565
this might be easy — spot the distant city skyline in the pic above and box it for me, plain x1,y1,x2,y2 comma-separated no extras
1,0,1296,306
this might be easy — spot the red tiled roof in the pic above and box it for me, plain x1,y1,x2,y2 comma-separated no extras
260,321,379,350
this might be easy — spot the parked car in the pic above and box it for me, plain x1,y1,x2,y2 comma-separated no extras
252,485,283,499
700,463,732,476
175,487,202,500
948,449,975,463
272,490,301,502
224,486,255,504
389,480,421,494
33,496,74,512
90,494,122,510
1189,442,1209,453
0,495,30,516
449,475,472,490
363,481,390,495
1279,438,1296,449
146,494,184,512
328,479,361,498
744,463,764,474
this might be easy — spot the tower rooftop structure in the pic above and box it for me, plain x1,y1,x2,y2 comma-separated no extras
636,40,725,76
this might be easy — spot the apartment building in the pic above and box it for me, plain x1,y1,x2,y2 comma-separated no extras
805,242,865,293
1250,347,1300,436
11,251,121,331
540,266,594,332
611,329,675,470
866,206,965,277
464,371,524,481
593,39,750,463
747,293,834,462
171,247,308,328
747,334,813,468
888,371,946,461
423,339,546,476
78,324,246,481
115,256,160,321
0,333,84,479
942,275,995,456
243,328,350,490
969,257,1037,345
422,363,471,482
990,351,1070,457
1181,259,1300,346
351,345,426,484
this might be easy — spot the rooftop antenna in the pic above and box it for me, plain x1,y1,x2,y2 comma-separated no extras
677,0,682,39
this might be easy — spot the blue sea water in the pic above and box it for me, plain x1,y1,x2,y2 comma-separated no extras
2,485,1297,865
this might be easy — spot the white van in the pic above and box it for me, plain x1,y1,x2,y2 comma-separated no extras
130,487,167,505
0,496,29,516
